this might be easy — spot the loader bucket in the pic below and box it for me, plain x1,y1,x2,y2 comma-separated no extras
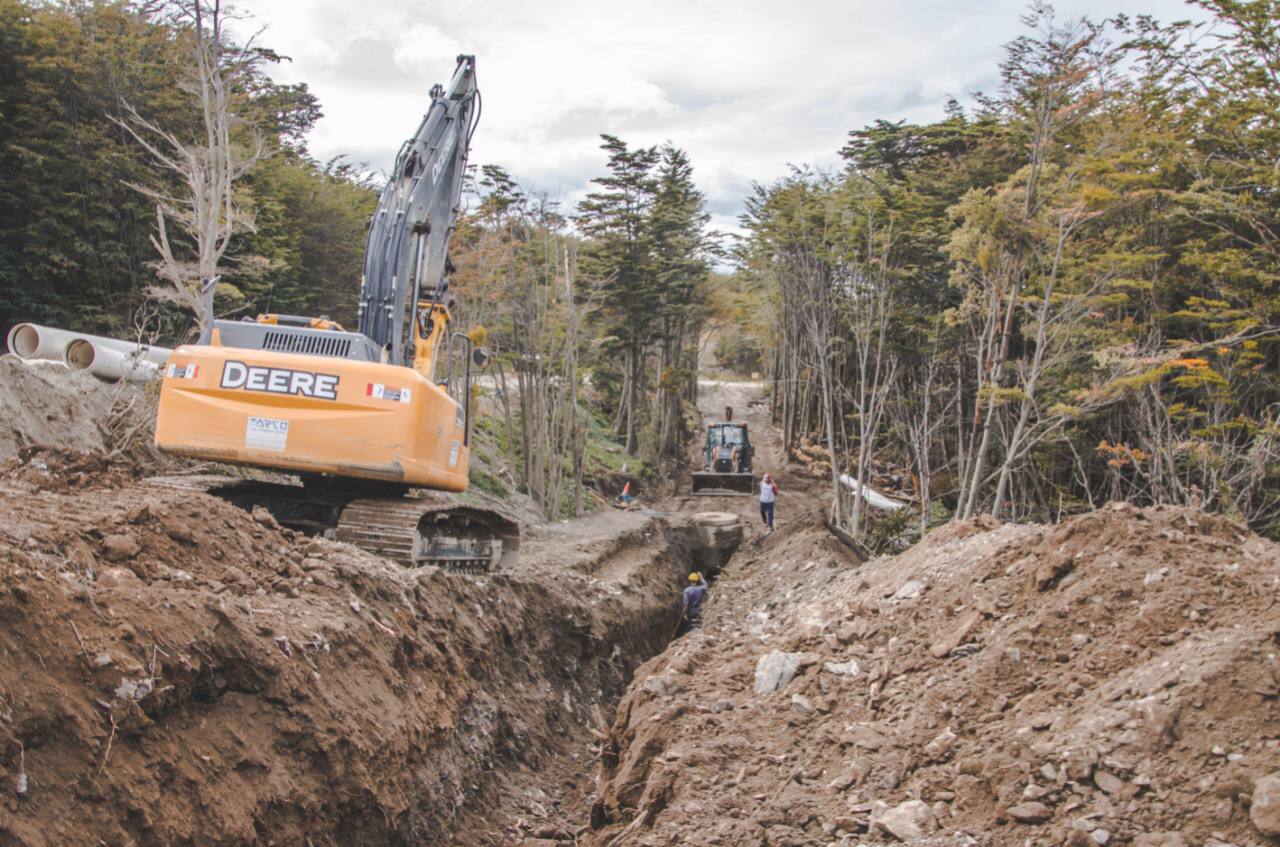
691,472,755,496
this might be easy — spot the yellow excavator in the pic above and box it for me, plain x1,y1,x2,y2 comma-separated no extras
153,55,518,571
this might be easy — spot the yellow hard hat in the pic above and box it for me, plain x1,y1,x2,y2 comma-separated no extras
688,572,701,583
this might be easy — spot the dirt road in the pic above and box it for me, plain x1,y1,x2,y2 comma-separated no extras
670,379,792,537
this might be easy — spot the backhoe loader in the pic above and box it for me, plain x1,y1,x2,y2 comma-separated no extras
692,421,754,496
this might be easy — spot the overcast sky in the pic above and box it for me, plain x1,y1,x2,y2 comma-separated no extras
232,0,1200,235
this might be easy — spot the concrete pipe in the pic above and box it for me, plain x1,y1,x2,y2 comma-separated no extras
85,342,173,367
60,333,170,364
838,474,905,511
64,338,160,383
6,323,82,362
7,323,172,367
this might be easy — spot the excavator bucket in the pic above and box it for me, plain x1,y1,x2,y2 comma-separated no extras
691,471,755,496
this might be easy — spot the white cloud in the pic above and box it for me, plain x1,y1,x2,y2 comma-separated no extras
231,0,1203,236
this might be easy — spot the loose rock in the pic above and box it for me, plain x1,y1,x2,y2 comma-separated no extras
1094,771,1124,795
823,659,860,676
754,650,803,694
102,533,140,562
1251,771,1280,837
1006,801,1052,824
871,799,937,840
923,727,956,761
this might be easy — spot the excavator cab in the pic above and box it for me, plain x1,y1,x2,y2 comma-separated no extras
692,422,754,495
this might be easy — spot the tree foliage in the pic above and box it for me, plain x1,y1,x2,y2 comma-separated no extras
744,1,1280,539
0,0,375,342
575,135,714,460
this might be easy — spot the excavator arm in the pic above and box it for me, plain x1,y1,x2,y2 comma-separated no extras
358,54,479,375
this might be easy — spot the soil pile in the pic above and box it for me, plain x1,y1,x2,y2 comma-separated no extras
589,503,1280,846
0,357,112,457
0,357,152,460
0,454,692,845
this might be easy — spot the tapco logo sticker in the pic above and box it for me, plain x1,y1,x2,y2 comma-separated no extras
220,361,339,401
245,416,288,452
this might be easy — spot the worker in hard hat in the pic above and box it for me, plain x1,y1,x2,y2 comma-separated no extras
679,572,708,635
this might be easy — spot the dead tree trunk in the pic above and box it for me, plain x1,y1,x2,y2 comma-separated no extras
116,0,265,338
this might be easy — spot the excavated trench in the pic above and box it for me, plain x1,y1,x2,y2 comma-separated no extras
0,464,743,847
446,512,745,844
309,515,724,845
0,372,763,846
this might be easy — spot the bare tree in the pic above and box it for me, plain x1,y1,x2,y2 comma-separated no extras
952,5,1117,518
901,334,955,535
836,210,899,538
788,245,845,524
117,0,266,338
988,202,1103,517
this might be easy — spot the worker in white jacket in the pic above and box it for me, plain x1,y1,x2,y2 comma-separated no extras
759,473,778,531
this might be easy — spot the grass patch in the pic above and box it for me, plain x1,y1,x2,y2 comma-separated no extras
468,465,510,499
466,402,653,518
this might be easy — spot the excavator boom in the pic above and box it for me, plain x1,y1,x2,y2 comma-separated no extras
360,55,477,371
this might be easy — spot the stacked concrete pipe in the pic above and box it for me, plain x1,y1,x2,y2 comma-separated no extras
5,323,171,383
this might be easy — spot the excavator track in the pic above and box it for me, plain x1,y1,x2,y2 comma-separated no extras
336,496,519,573
146,476,519,574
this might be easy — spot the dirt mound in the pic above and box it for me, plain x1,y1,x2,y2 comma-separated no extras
1,447,144,492
0,356,157,463
0,461,693,845
588,503,1280,846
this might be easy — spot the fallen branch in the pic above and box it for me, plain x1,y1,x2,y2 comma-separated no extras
70,621,90,663
94,715,118,779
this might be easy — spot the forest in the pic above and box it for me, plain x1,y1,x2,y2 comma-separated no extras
739,0,1280,543
0,0,714,520
2,0,1277,539
0,0,376,339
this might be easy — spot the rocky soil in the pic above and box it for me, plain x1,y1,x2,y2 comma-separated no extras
0,440,701,845
587,492,1280,846
3,360,1278,847
0,357,144,460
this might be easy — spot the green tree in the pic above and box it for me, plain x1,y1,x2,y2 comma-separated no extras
0,0,193,338
576,134,660,455
648,144,713,458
